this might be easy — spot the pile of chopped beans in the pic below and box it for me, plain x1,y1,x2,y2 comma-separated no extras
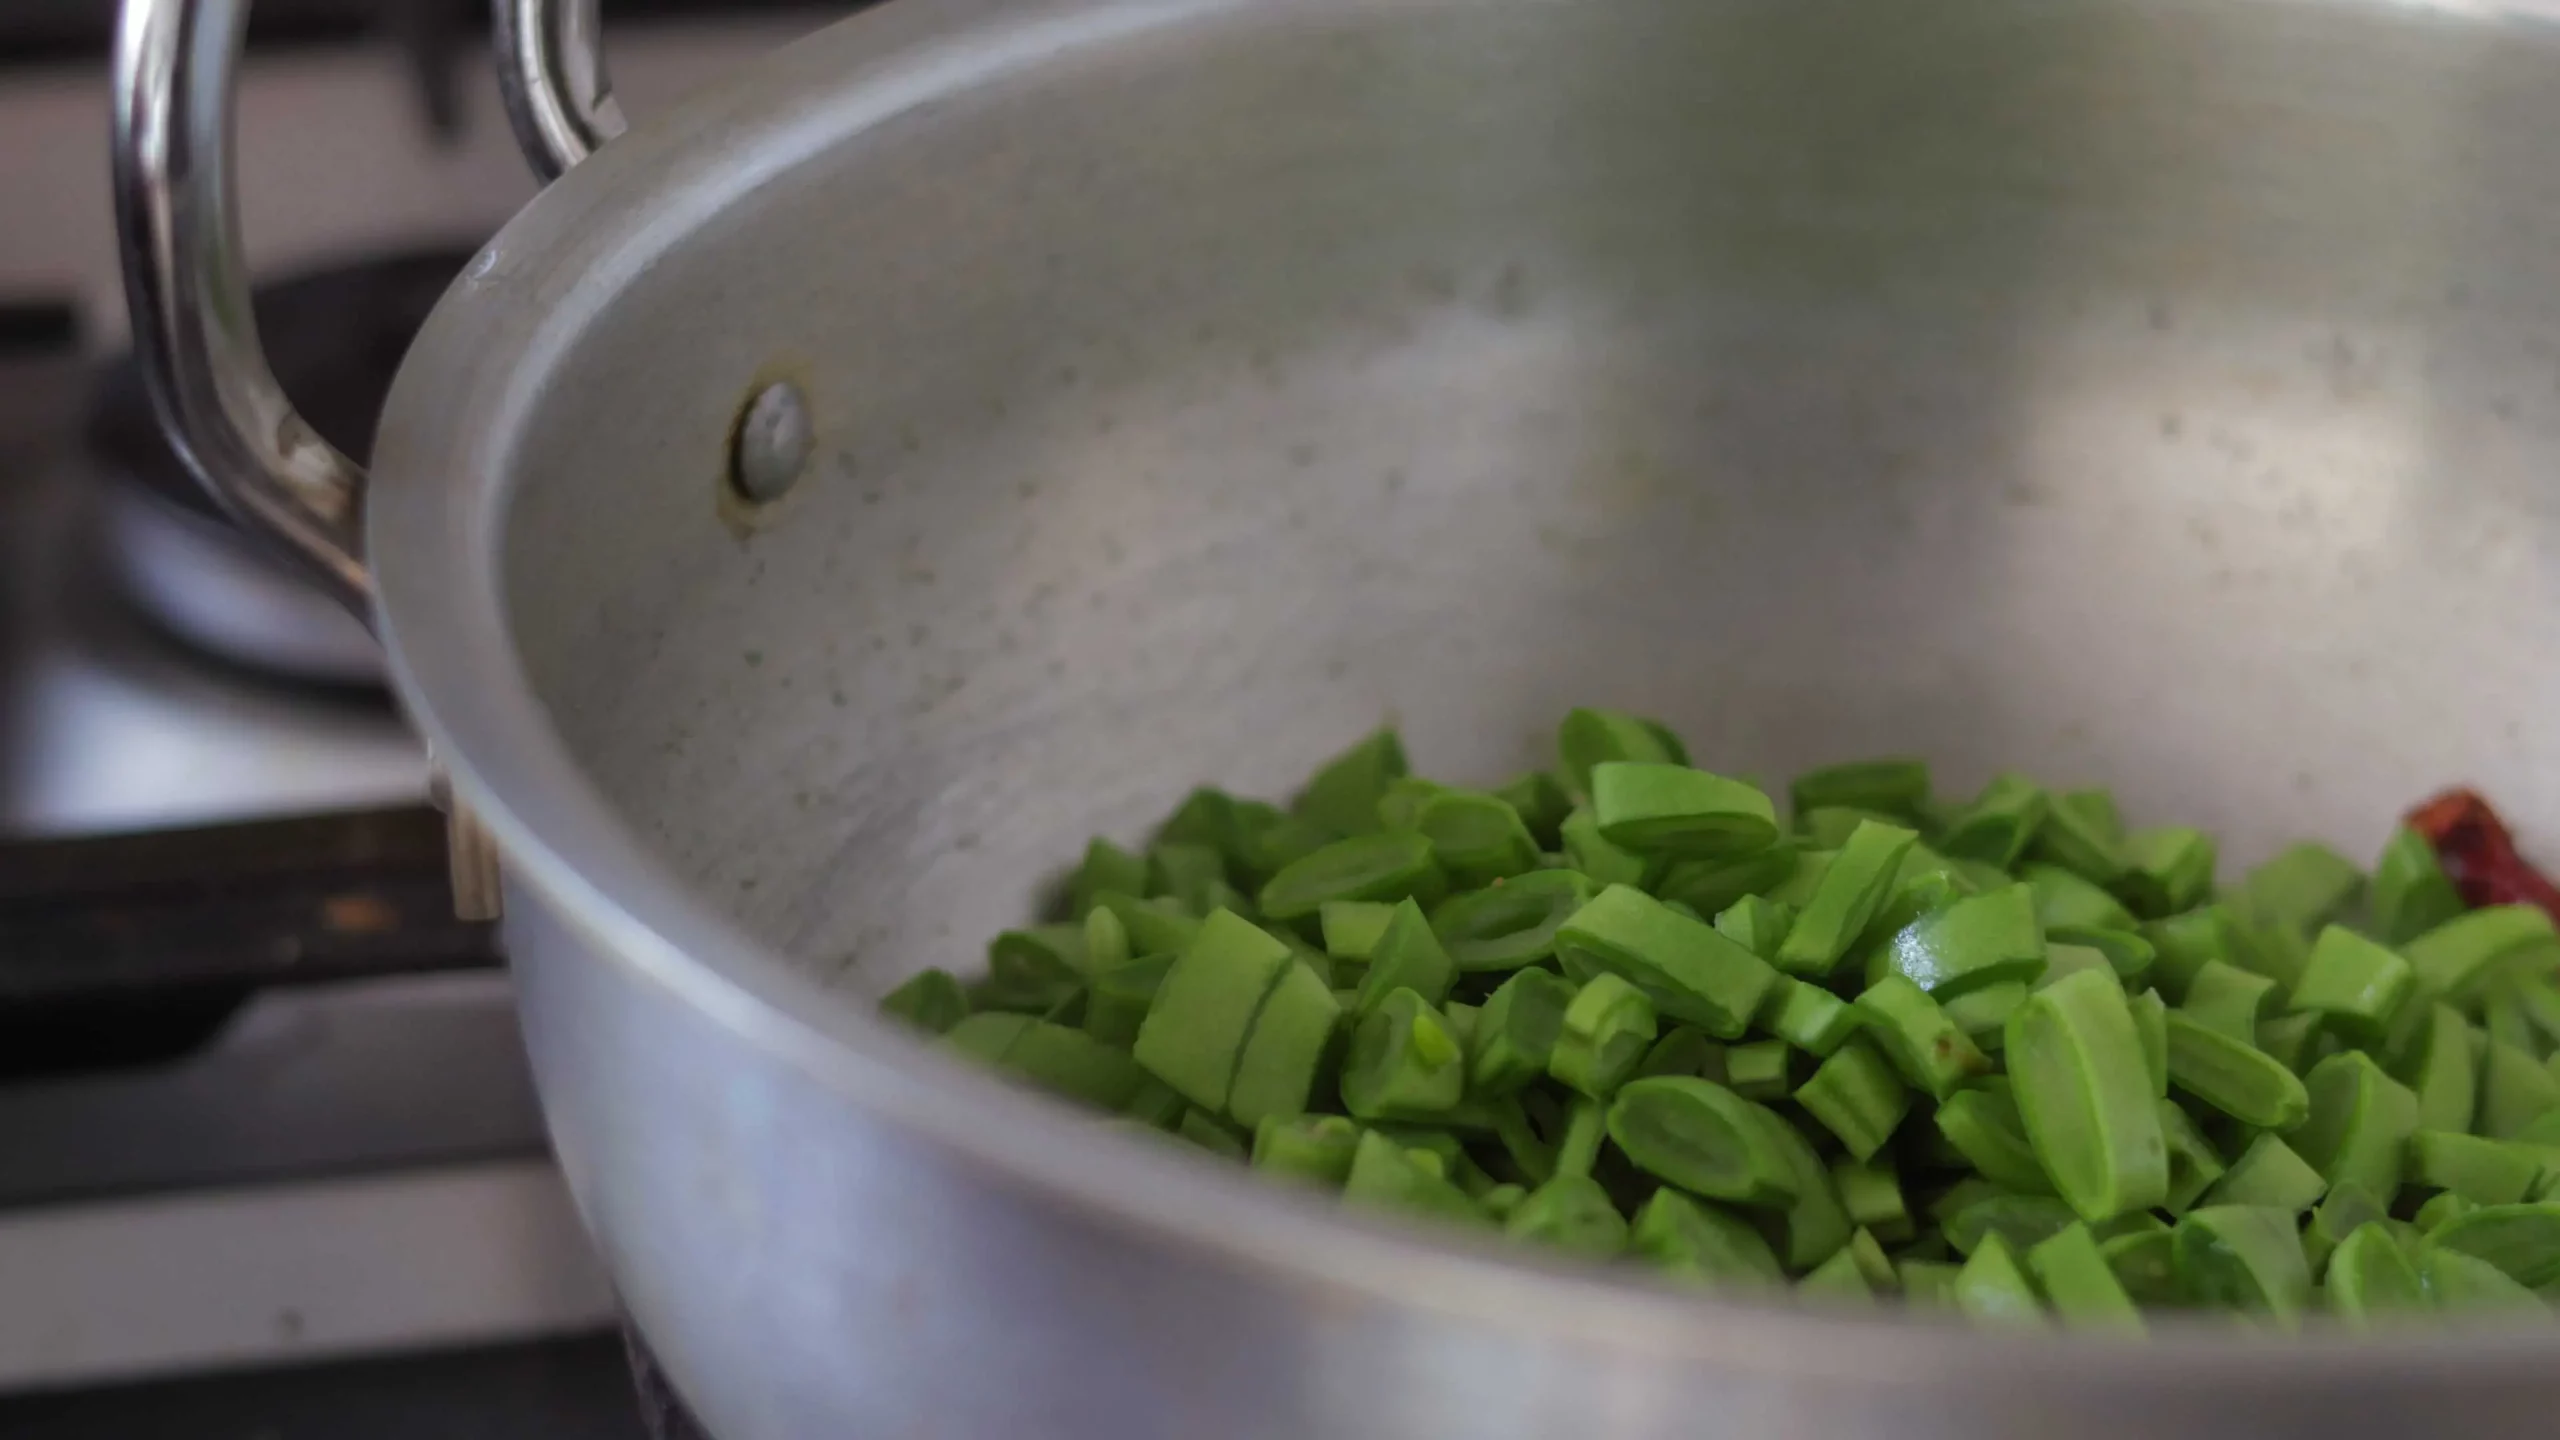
879,710,2560,1327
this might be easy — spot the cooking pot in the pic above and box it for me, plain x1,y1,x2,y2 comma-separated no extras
114,0,2560,1434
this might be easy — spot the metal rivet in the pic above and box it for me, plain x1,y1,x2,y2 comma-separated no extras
731,381,812,504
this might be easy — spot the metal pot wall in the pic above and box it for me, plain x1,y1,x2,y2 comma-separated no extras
117,0,2560,1435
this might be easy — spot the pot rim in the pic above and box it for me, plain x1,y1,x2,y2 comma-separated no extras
367,0,2560,1385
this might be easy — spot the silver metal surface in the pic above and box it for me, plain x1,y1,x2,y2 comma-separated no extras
111,0,373,606
127,0,2560,1434
97,472,383,683
495,0,626,182
728,380,812,505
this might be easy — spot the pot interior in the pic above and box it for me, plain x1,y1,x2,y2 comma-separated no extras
487,0,2560,997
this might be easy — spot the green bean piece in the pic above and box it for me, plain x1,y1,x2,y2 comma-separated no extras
1947,1193,2080,1258
1083,905,1134,976
2025,1222,2145,1331
2303,1180,2389,1277
1954,1233,2047,1325
2420,1245,2551,1317
2291,1051,2418,1202
2374,825,2466,946
2030,789,2128,888
1941,981,2029,1054
1291,727,1409,837
2327,1222,2426,1321
1758,977,1863,1058
1178,1108,1250,1158
881,968,971,1034
2426,1203,2560,1289
1429,870,1595,973
1935,1085,2056,1195
1851,975,1993,1101
1724,1040,1796,1101
1341,1129,1484,1225
1350,899,1455,1020
1094,890,1205,958
1084,954,1174,1047
2404,1002,2480,1135
2164,1011,2311,1129
1800,1244,1878,1304
1414,789,1541,887
1154,785,1239,854
1320,900,1399,961
1489,1097,1557,1185
1557,707,1683,799
2182,959,2277,1043
1768,848,1838,909
2005,969,2167,1222
1835,1158,1913,1243
1790,758,1933,823
1240,814,1333,882
1252,1114,1364,1186
978,924,1089,1014
944,1011,1034,1065
1549,972,1658,1099
1466,968,1577,1096
1493,771,1574,851
2485,984,2537,1055
2514,975,2560,1050
2412,1131,2548,1206
2403,905,2559,1002
1608,1076,1800,1206
1940,773,2049,870
1227,960,1345,1127
2417,1191,2478,1234
1866,882,2044,998
2287,925,2416,1039
2127,988,2169,1099
1713,894,1796,962
2229,916,2311,993
1478,1184,1527,1222
1122,1076,1187,1129
1070,837,1152,919
2026,864,2137,933
1775,820,1919,977
1795,1041,1912,1163
1748,1104,1855,1269
2255,1011,2322,1074
2240,842,2364,934
1799,806,1899,851
1899,1259,1964,1307
1553,1097,1609,1180
1655,843,1801,918
2034,943,2114,995
1130,910,1295,1110
2481,1039,2560,1139
1559,806,1653,890
1927,1176,2009,1232
1341,987,1467,1120
2174,1205,2314,1325
1257,830,1445,922
1504,1173,1629,1257
2098,1228,2179,1306
1555,883,1780,1037
1630,1188,1785,1287
2142,905,2239,1003
1372,777,1448,833
1635,1025,1729,1083
2116,826,2218,920
1841,1226,1900,1293
2204,1134,2327,1214
2158,1100,2227,1215
1589,762,1781,860
1148,841,1230,917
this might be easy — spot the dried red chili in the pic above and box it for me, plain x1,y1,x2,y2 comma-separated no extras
2405,788,2560,922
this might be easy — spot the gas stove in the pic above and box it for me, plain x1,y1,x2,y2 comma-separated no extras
0,9,831,1436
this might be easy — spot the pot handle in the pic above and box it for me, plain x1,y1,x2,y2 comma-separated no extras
111,0,370,606
496,0,626,182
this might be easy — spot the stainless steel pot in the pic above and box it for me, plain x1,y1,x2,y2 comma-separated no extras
114,0,2560,1434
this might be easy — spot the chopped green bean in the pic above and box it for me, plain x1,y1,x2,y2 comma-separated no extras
1493,771,1574,850
1776,819,1919,977
1752,1104,1855,1269
1428,870,1594,973
2116,827,2218,920
1834,1158,1913,1242
1947,1193,2080,1257
1934,1084,2056,1195
1559,806,1654,890
2405,1002,2480,1135
1085,954,1173,1047
2421,1244,2551,1317
1854,975,1994,1101
2175,1205,2314,1325
1590,762,1781,860
2157,1100,2227,1215
1724,1039,1798,1101
2182,959,2278,1043
2164,1011,2311,1129
978,924,1089,1013
1608,1076,1800,1206
1654,844,1801,918
2289,925,2416,1039
2426,1202,2560,1289
1093,891,1202,960
1790,758,1932,824
1341,1128,1482,1224
1350,899,1455,1019
2035,943,2115,994
2028,1222,2144,1331
1941,981,2029,1052
1083,905,1133,975
2374,825,2465,946
1800,1244,1877,1303
2404,905,2559,1002
2204,1133,2327,1214
2304,1180,2389,1277
1373,777,1448,834
1257,830,1445,921
1252,1114,1364,1186
2328,1222,2426,1321
1900,1259,1964,1307
1940,773,2049,870
1070,837,1151,918
2025,863,2138,933
2031,789,2128,888
2291,1051,2419,1203
881,968,971,1033
2142,905,2239,1003
2481,1039,2560,1139
1148,841,1231,916
1132,910,1294,1111
1629,1188,1783,1286
2104,1228,2181,1306
1758,977,1863,1058
1634,1025,1728,1083
2240,842,2364,934
1954,1233,2047,1325
2412,1131,2548,1206
1795,1040,1912,1163
1179,1108,1250,1158
1414,788,1541,887
1558,709,1686,794
2417,1191,2478,1234
1341,988,1467,1120
1867,883,2045,997
1464,968,1576,1096
2128,988,2169,1098
1227,960,1345,1127
1555,884,1779,1037
1292,728,1409,837
1549,972,1658,1099
1712,894,1795,962
1505,1174,1628,1257
1799,806,1897,851
1320,900,1398,961
2255,1011,2323,1075
1768,849,1837,909
2006,968,2167,1222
